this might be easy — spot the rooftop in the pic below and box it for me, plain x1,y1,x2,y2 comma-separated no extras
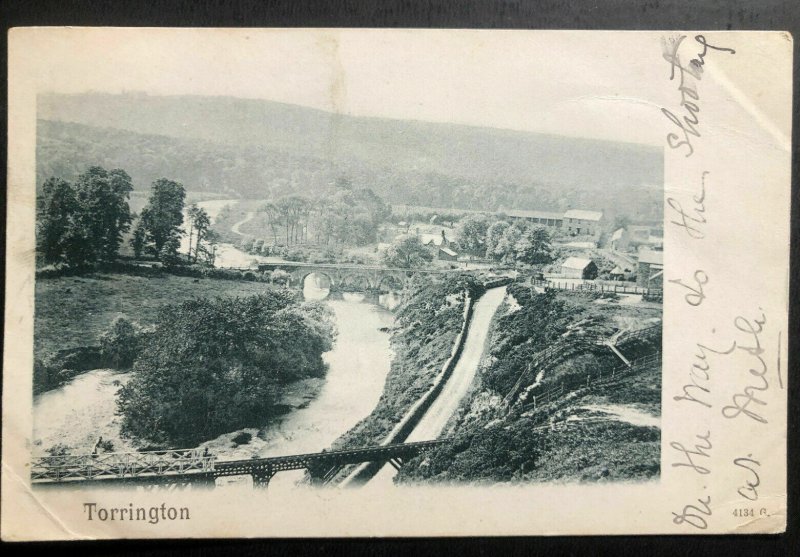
505,209,564,221
420,233,447,246
564,209,603,221
562,256,594,270
638,250,664,265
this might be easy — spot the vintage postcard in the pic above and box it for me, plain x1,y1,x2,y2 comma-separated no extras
2,28,791,539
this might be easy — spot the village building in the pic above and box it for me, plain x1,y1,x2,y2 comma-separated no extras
636,249,663,289
437,246,458,261
563,209,604,242
505,209,564,228
416,229,459,261
561,257,598,279
418,229,452,249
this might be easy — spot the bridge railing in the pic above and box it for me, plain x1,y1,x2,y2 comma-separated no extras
31,440,453,484
251,262,464,273
31,448,215,483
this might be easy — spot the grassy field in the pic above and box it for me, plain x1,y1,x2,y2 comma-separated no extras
35,272,276,357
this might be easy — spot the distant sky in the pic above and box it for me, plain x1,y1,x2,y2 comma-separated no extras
11,28,791,148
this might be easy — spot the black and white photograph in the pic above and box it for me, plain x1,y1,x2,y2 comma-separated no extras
2,28,791,538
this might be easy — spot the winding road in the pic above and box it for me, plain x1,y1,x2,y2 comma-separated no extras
231,212,256,236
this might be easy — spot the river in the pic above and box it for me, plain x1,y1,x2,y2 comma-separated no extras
33,198,430,491
32,274,399,494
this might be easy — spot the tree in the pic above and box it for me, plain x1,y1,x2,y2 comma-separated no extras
485,221,510,259
158,236,182,267
260,202,281,245
187,206,211,262
36,177,79,264
354,187,391,226
240,237,255,252
195,228,220,265
455,214,490,254
612,214,632,231
495,225,524,263
117,293,336,445
515,226,554,265
185,203,200,261
134,178,186,260
382,234,434,268
131,223,146,259
72,166,133,261
37,167,133,266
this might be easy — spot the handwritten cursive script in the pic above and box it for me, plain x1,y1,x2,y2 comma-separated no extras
733,455,761,501
722,311,770,424
668,171,708,239
661,35,736,157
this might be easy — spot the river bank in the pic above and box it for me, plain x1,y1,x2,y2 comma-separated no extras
329,275,487,481
32,286,396,471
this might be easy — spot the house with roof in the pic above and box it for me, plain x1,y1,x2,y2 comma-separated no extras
505,209,564,228
564,209,604,242
561,257,598,279
637,249,663,288
418,229,452,249
437,246,458,261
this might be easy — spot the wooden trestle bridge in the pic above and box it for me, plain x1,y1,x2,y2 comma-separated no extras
30,439,450,489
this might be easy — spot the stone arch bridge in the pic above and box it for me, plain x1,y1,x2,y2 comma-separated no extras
254,262,465,292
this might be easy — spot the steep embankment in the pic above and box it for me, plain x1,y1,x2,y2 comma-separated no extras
330,276,486,454
404,286,508,443
396,285,662,484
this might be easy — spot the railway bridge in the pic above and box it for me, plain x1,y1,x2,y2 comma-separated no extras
31,439,450,489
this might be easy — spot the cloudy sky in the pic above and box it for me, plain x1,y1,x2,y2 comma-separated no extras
10,28,791,148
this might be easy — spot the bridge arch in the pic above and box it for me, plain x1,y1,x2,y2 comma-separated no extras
300,271,335,298
377,273,405,292
339,273,373,291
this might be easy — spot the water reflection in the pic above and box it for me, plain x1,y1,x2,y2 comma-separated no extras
303,272,403,311
302,272,332,300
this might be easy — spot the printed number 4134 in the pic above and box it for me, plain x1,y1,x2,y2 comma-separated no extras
733,508,767,518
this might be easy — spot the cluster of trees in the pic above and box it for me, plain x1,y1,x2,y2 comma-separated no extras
185,203,219,265
36,166,134,266
381,235,434,269
455,214,554,265
117,292,337,446
130,178,186,263
253,182,391,248
38,165,217,267
131,179,218,265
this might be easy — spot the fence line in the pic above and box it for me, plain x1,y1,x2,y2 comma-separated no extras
505,323,662,406
519,351,662,414
531,278,662,298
